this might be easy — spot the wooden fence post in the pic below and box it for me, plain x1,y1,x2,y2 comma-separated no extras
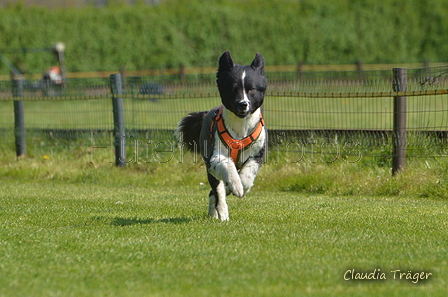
12,79,26,159
110,73,126,167
297,61,303,80
392,68,407,175
180,63,186,84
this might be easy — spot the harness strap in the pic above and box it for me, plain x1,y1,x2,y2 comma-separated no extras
210,105,264,168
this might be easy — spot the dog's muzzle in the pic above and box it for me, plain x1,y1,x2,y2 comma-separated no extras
235,101,250,117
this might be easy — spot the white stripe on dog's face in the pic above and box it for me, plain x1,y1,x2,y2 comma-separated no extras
241,71,250,112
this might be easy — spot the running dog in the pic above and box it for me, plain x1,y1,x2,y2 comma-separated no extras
176,51,268,221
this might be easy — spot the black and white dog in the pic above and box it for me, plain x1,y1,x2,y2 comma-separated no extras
176,51,268,221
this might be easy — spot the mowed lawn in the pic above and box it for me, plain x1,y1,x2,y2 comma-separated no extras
1,159,447,296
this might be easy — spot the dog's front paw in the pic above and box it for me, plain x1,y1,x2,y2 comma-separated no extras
227,181,244,198
217,206,229,221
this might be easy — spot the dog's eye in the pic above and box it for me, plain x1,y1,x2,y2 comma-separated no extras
248,87,256,93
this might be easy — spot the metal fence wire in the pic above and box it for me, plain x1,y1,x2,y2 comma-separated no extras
1,66,447,161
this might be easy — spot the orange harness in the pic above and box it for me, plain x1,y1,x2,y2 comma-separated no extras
210,105,265,168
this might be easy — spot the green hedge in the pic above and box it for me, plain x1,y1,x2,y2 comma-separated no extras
1,0,447,75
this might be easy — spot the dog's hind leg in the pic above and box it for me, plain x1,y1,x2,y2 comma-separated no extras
207,173,229,221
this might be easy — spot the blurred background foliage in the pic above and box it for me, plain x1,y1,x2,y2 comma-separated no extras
0,0,447,75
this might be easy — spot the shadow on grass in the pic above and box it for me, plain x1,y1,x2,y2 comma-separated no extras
111,217,192,226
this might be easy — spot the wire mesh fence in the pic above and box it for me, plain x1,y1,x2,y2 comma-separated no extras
1,65,447,164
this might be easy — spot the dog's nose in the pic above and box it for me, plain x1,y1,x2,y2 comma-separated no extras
238,101,249,110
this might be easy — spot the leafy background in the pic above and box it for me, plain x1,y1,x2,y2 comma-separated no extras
0,0,447,75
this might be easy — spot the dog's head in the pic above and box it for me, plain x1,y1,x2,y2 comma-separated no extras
216,51,268,118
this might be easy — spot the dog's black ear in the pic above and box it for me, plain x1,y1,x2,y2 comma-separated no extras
218,51,234,72
251,53,265,74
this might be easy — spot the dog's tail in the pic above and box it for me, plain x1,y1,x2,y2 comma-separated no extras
175,111,208,152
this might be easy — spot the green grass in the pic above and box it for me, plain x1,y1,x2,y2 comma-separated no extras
0,148,447,296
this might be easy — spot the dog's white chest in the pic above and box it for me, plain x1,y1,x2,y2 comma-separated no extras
211,126,265,168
